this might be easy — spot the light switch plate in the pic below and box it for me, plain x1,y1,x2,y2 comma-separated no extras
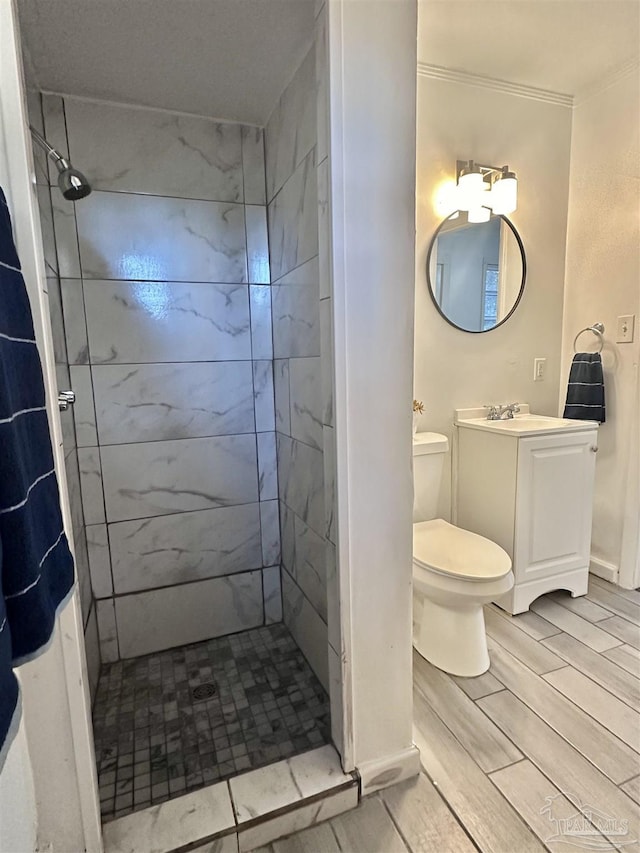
616,314,635,343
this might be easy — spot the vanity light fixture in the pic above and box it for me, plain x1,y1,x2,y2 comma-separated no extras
467,205,491,223
455,159,518,217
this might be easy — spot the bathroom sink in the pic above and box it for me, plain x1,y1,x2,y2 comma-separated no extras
456,411,597,436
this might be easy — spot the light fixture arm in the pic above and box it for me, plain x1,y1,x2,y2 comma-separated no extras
456,159,513,187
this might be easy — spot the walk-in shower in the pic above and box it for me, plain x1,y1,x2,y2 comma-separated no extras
21,0,337,831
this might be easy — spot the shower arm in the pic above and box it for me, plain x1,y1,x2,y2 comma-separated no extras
29,125,69,170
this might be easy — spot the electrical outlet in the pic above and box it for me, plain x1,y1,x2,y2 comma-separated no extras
533,357,546,381
616,314,635,343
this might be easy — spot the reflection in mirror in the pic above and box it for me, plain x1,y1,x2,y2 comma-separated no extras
426,212,526,333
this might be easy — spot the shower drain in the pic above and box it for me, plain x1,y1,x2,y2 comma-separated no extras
191,682,217,702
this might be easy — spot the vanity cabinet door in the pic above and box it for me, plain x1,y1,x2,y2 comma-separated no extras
513,430,598,583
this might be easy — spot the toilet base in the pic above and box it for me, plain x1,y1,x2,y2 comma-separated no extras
413,596,490,677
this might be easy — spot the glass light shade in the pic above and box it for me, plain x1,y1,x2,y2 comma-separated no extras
457,170,486,211
490,174,518,214
434,180,460,219
467,205,491,223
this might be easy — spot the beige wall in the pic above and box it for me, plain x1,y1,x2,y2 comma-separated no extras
561,68,640,582
415,73,572,517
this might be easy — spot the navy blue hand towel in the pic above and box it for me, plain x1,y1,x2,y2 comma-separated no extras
0,187,74,770
563,352,606,424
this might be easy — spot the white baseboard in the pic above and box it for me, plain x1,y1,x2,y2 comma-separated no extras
589,557,619,584
357,745,421,796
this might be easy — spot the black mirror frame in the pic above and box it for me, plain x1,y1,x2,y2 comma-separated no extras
425,212,527,334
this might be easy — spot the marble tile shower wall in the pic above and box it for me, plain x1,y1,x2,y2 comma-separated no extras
41,94,282,661
266,7,338,708
26,90,101,699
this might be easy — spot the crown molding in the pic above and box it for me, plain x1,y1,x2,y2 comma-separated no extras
417,63,573,107
574,56,640,107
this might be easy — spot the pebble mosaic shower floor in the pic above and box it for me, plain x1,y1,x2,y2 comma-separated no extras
93,623,331,822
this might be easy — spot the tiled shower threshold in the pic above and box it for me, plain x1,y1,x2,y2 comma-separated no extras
102,744,360,853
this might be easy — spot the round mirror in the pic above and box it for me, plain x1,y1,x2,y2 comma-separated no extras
426,212,526,333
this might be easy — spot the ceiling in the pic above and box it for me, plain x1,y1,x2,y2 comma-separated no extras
418,0,640,97
18,0,640,125
17,0,316,125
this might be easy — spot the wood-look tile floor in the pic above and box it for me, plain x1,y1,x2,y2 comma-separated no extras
254,577,640,852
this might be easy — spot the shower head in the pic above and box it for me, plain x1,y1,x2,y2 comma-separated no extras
29,125,92,200
54,160,92,201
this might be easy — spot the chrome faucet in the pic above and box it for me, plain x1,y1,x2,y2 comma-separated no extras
486,402,521,420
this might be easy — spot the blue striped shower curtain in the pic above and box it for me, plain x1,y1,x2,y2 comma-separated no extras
0,187,74,770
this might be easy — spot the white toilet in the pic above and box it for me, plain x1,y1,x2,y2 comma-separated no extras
412,432,514,677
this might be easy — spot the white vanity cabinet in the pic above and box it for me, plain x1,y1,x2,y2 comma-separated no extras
455,413,598,614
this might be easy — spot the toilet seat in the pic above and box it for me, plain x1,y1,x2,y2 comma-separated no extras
413,518,511,582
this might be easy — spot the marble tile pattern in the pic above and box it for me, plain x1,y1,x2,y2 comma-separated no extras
265,46,317,203
75,528,93,628
274,360,291,435
78,446,106,525
30,91,98,679
87,523,113,599
94,624,330,820
276,435,325,543
115,571,264,658
37,183,58,274
237,787,357,853
64,99,244,202
281,571,329,693
242,126,267,206
246,207,271,284
320,299,334,427
76,192,248,283
42,95,68,178
317,157,331,300
291,516,328,622
65,447,84,542
83,281,251,364
250,286,274,359
51,195,82,279
46,273,67,365
27,89,48,186
43,94,282,658
108,504,263,594
92,362,255,444
289,358,323,451
230,744,351,822
266,43,332,693
323,426,337,544
100,435,259,522
260,501,282,567
257,432,278,502
60,279,89,363
96,598,119,663
272,257,320,359
102,782,236,853
263,565,283,624
315,6,329,167
253,362,276,434
268,150,319,283
69,365,97,446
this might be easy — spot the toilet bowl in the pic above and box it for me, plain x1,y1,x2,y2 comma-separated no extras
413,519,513,676
412,432,513,677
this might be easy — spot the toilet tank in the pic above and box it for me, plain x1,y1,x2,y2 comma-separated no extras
413,432,449,523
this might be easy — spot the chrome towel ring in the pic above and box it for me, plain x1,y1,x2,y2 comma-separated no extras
573,322,605,353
